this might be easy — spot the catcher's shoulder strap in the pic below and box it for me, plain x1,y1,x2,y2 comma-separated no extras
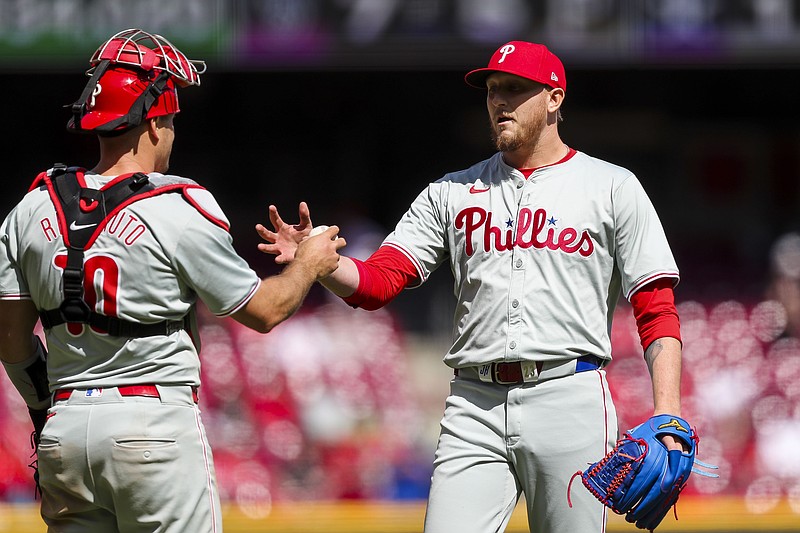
37,164,200,337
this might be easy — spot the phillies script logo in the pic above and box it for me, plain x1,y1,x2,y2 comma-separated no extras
455,207,594,257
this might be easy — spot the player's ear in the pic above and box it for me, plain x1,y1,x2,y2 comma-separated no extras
146,118,160,142
547,88,565,114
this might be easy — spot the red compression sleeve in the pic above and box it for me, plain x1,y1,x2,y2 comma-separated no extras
342,245,420,311
630,278,681,351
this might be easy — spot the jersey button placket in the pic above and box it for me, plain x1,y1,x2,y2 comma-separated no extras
507,230,525,361
507,172,526,433
508,260,524,360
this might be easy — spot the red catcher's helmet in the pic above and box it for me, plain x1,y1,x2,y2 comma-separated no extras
68,28,206,135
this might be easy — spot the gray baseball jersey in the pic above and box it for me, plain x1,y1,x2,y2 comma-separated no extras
383,150,678,367
393,150,679,533
0,170,260,389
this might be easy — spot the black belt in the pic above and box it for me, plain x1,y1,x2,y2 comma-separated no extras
39,309,186,338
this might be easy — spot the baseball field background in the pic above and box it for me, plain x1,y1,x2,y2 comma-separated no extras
1,497,799,532
3,2,800,532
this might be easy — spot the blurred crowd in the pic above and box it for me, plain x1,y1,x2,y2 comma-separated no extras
2,233,800,517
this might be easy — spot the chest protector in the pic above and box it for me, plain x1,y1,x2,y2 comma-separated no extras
34,164,197,337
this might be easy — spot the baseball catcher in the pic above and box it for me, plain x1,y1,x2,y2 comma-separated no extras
0,28,344,532
570,414,718,531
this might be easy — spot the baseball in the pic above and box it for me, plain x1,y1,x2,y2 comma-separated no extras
309,225,329,237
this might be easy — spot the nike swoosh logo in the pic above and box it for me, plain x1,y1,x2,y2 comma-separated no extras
69,221,98,231
469,184,490,194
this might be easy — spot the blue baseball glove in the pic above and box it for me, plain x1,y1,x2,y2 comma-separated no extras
571,414,718,531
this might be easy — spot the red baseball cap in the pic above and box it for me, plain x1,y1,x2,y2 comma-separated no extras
465,41,566,91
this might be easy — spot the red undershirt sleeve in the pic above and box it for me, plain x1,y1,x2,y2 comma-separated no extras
630,277,682,351
342,245,420,311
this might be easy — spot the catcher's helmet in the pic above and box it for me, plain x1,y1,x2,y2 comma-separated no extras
68,28,206,135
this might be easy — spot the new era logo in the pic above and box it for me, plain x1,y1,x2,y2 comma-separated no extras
551,72,559,82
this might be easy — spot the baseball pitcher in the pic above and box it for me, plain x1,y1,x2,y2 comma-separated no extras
260,41,714,532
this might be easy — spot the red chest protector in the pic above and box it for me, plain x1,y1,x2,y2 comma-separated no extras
33,164,203,337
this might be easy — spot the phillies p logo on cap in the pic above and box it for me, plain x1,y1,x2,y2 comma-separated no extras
464,41,566,91
498,43,516,63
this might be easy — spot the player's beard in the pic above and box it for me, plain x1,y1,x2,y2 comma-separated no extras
490,105,548,153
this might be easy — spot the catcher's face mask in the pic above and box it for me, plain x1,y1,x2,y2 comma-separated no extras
67,28,206,135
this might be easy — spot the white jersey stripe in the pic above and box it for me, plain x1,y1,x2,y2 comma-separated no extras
382,241,428,284
626,271,680,300
216,278,261,317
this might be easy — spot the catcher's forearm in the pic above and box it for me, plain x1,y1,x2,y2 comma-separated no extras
0,300,41,364
645,336,682,416
233,261,317,333
0,300,50,410
1,336,51,410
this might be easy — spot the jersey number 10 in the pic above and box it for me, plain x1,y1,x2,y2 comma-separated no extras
54,253,119,336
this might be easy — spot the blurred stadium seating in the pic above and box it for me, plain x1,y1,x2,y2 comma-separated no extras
2,290,800,524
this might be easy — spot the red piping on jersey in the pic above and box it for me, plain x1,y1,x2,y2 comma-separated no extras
29,171,49,192
342,245,419,310
180,186,230,231
517,147,577,178
630,278,681,351
599,370,609,533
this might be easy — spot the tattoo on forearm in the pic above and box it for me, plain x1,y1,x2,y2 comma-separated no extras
645,340,664,374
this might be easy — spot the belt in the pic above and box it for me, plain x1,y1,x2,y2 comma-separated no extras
454,355,605,385
39,310,187,338
54,385,199,404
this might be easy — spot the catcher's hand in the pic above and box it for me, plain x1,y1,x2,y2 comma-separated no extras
28,407,47,447
28,407,48,498
569,414,718,531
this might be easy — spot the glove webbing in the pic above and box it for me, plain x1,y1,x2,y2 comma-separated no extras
567,434,647,510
